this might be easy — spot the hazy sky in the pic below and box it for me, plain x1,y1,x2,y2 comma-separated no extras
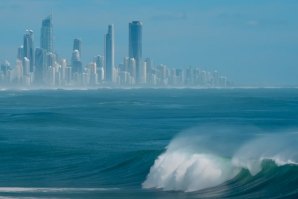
0,0,297,86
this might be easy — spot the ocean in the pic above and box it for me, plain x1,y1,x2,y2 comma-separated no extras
0,88,297,198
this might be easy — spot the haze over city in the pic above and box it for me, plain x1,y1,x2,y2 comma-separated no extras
0,0,297,86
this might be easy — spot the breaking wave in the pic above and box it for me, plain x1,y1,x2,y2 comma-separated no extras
143,127,298,198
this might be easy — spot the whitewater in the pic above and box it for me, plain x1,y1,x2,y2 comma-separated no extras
0,88,297,198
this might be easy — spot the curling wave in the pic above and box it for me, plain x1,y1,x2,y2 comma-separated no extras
143,128,298,198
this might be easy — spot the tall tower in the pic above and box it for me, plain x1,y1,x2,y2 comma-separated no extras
40,15,53,52
94,55,104,82
34,48,47,84
129,21,142,83
71,50,82,74
104,24,114,83
23,30,35,72
73,38,82,55
17,46,24,60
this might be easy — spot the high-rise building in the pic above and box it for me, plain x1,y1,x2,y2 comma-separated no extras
0,61,10,77
41,15,53,52
71,50,82,74
22,57,30,76
123,57,129,72
47,52,56,68
129,21,142,83
104,24,114,82
15,60,23,83
140,61,147,84
144,58,152,84
94,55,104,82
71,38,82,78
23,30,35,72
128,58,136,83
73,38,82,55
34,48,47,84
88,62,97,85
17,46,24,60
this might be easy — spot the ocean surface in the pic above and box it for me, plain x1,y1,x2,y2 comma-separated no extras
0,88,297,199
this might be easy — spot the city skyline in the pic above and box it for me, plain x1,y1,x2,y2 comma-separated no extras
0,15,229,88
0,0,297,86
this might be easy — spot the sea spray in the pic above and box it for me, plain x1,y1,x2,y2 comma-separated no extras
232,133,298,175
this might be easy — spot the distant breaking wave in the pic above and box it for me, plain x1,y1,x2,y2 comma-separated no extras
143,127,298,198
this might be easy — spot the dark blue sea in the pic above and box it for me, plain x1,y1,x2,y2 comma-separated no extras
0,88,297,198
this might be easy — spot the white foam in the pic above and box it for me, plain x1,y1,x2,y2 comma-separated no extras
0,187,119,193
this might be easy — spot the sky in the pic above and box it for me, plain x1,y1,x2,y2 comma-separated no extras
0,0,297,86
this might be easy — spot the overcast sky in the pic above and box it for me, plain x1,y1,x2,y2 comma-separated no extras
0,0,297,86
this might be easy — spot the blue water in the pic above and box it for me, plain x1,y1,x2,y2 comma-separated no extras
0,88,297,198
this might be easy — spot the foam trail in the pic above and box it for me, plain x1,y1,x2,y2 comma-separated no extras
0,187,119,193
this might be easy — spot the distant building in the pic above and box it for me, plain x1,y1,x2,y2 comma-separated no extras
23,30,35,72
104,24,114,82
73,38,82,55
71,50,82,74
129,21,142,83
47,52,56,68
88,62,97,85
123,57,129,72
34,48,47,84
0,61,10,76
41,15,53,52
144,58,152,84
17,46,24,60
22,57,30,76
128,58,136,83
15,60,23,83
94,55,104,82
70,45,81,79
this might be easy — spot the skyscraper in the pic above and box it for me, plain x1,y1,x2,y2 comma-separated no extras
22,57,30,76
23,30,35,72
94,55,104,82
40,15,53,52
73,38,82,55
34,48,47,84
71,50,82,74
104,24,114,82
129,21,142,83
17,46,24,60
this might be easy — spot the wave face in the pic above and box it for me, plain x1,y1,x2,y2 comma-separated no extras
143,128,298,198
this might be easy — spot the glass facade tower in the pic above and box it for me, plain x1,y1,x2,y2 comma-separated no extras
40,15,53,52
104,24,114,82
129,21,142,83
